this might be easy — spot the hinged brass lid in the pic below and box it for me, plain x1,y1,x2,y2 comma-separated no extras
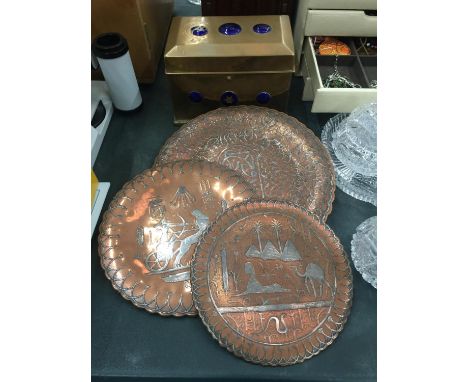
165,16,295,74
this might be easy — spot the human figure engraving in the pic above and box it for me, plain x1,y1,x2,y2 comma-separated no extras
173,210,209,267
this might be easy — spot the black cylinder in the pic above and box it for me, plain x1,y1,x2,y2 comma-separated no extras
92,32,129,60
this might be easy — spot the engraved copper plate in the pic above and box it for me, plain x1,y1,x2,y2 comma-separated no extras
191,201,352,365
98,161,255,316
155,106,336,221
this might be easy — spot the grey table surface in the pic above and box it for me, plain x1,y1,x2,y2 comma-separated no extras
91,1,376,381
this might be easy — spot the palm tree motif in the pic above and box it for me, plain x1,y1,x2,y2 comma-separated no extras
245,219,301,261
170,186,195,208
172,210,209,267
271,219,282,252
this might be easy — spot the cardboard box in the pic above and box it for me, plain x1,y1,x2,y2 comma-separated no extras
91,0,174,84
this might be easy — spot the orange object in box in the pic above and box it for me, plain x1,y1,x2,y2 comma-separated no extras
91,169,99,207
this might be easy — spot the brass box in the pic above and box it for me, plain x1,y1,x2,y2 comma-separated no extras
165,16,295,124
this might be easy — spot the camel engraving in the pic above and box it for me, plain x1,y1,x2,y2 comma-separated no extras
294,262,330,297
239,262,289,295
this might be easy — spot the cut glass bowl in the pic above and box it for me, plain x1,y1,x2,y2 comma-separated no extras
321,108,377,205
351,216,377,288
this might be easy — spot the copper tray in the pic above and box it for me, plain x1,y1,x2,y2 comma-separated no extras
155,106,335,221
191,201,352,365
98,161,255,316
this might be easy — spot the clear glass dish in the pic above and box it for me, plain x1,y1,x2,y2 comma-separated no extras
321,107,377,205
351,216,377,288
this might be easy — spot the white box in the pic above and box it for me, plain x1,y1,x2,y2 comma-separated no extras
302,37,377,113
91,81,113,166
293,0,377,112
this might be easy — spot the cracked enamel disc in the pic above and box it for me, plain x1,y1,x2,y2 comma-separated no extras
98,160,255,316
191,201,352,365
155,106,336,222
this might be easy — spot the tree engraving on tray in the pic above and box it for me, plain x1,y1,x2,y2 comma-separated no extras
215,141,293,199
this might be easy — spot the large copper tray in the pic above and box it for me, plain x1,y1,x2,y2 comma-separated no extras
191,201,352,365
98,161,255,316
155,106,336,221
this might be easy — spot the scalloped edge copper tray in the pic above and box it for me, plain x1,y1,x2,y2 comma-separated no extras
154,106,336,222
191,200,353,365
98,160,255,316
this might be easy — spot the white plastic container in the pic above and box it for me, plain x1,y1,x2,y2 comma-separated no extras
92,33,142,111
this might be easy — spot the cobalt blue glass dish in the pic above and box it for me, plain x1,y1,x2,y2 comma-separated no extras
218,23,241,35
220,91,238,106
191,26,208,36
256,92,271,104
189,91,203,103
253,24,272,34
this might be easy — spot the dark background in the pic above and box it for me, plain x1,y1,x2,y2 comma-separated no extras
92,1,376,381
